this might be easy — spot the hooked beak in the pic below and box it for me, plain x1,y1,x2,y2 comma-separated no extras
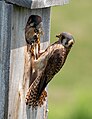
56,34,60,38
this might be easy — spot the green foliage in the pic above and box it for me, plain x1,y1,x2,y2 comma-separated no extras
48,0,92,118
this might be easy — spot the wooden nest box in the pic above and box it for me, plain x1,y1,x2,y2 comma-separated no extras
0,0,69,119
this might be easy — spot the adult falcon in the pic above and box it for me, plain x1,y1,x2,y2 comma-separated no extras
26,32,75,108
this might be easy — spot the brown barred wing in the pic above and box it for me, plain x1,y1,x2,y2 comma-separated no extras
25,71,47,108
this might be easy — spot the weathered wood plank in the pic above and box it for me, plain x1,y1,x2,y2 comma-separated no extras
0,1,12,119
8,6,50,119
6,0,69,9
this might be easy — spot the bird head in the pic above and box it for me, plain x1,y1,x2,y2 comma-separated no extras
56,32,74,48
26,15,43,35
27,15,42,27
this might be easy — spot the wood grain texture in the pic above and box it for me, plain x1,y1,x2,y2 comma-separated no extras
6,0,69,9
8,6,50,119
0,1,12,119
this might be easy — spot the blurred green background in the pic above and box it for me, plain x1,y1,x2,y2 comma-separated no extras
48,0,92,119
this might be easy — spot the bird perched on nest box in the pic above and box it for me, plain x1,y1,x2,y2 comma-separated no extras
25,15,43,59
26,32,75,108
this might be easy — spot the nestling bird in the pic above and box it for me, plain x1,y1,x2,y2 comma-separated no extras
25,15,43,59
26,32,74,108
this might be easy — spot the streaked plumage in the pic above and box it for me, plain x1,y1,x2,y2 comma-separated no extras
26,32,74,108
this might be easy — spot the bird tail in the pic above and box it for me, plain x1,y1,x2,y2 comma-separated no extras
26,88,47,108
37,90,47,107
26,72,47,108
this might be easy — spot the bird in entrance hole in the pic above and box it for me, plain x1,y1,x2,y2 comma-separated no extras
26,32,75,109
25,15,43,60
